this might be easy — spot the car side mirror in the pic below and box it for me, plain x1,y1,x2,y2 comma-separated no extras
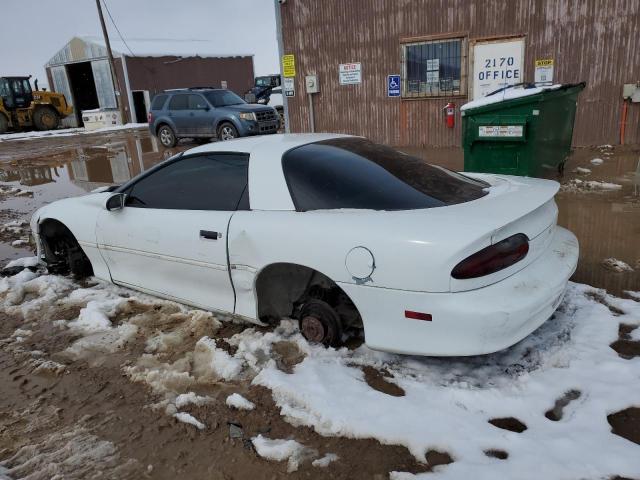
105,193,126,211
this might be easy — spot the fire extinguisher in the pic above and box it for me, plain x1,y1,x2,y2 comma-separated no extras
443,102,456,128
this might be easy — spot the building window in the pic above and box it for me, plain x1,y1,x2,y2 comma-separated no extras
402,37,466,98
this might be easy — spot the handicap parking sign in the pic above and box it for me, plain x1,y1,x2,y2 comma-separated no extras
387,75,400,97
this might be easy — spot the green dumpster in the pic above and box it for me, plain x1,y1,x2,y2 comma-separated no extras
461,83,585,177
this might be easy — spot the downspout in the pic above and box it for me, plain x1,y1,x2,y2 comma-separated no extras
620,99,629,145
121,55,135,124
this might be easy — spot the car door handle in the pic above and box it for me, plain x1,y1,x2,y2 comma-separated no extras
200,230,221,240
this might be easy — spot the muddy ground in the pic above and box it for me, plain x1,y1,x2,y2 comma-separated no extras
0,130,639,479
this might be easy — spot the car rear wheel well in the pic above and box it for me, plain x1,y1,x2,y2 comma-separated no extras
39,219,93,278
254,263,362,331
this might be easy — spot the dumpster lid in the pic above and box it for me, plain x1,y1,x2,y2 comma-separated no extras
461,83,567,111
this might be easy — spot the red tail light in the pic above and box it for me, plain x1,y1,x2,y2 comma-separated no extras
147,112,153,123
452,233,529,280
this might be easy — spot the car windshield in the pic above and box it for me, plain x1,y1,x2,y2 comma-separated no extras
282,137,490,211
204,90,246,107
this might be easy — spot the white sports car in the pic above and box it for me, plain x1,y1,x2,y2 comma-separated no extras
30,134,578,356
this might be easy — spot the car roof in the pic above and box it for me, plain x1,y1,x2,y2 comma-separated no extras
186,133,357,211
185,133,355,156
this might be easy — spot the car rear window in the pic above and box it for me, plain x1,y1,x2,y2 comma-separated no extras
151,94,168,110
282,137,489,211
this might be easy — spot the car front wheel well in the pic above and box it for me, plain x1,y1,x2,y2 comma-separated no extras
39,219,93,278
254,263,362,331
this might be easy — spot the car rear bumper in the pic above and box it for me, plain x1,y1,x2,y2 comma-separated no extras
339,226,579,356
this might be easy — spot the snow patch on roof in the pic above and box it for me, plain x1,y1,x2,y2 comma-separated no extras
80,35,253,59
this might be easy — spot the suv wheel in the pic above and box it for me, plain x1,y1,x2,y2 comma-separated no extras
33,107,60,131
158,125,177,147
217,122,238,141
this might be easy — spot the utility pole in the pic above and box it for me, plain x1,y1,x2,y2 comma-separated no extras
274,0,290,133
96,0,127,123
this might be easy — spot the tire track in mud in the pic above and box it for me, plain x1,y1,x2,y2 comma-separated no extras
0,284,439,480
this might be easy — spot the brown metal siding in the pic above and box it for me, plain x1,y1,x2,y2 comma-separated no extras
124,56,255,98
281,0,640,147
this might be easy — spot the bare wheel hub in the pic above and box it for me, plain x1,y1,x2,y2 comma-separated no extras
300,315,325,343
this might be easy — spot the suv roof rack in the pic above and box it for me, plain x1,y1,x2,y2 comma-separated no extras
163,87,224,92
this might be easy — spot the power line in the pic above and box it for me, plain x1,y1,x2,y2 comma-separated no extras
101,0,135,57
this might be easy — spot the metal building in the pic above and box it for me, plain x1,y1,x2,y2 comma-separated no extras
279,0,640,147
45,36,254,127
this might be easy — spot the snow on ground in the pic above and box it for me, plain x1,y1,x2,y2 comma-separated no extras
1,261,640,479
226,393,255,410
0,123,148,142
573,166,591,174
562,179,623,192
193,336,243,381
245,284,640,479
251,435,315,472
312,453,339,468
602,258,635,273
175,392,211,409
591,158,604,165
0,186,32,196
173,412,206,430
4,256,38,269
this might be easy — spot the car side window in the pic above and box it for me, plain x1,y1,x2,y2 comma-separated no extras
151,94,168,110
188,94,209,110
167,94,188,110
126,154,249,211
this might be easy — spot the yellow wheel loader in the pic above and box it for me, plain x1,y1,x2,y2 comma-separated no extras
0,76,73,133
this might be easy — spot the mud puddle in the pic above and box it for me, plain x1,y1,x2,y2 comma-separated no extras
556,145,640,296
0,131,189,264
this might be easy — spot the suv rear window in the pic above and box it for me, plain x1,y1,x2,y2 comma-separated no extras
151,94,168,110
282,138,489,211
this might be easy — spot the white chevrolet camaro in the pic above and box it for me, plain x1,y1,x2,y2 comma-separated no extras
30,134,579,356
